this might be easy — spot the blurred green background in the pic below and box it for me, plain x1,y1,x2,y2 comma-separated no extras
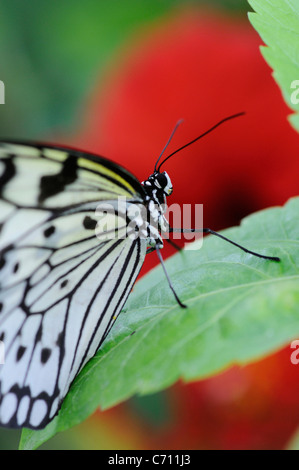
0,0,248,139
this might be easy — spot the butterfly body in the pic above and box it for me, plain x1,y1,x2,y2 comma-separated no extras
142,171,173,252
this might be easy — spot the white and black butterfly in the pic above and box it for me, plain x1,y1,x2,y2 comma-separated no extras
0,114,279,429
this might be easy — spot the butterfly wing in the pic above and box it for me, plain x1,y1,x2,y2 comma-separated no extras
0,142,147,429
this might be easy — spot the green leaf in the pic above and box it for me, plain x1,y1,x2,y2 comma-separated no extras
20,197,299,450
248,0,299,132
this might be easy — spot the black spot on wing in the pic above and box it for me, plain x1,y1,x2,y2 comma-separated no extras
0,244,13,271
43,225,56,238
38,155,78,204
35,324,42,343
56,332,64,349
83,216,97,230
41,348,51,364
0,257,5,270
16,346,26,361
0,158,16,198
13,262,19,273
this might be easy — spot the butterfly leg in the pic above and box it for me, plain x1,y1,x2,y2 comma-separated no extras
155,245,187,308
169,227,280,262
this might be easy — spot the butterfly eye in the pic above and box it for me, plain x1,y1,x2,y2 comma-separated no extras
154,173,167,189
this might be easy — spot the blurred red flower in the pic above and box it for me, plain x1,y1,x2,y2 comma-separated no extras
71,9,299,450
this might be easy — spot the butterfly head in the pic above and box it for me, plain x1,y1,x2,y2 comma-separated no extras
142,171,173,199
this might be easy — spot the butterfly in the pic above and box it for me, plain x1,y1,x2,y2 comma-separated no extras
0,113,280,429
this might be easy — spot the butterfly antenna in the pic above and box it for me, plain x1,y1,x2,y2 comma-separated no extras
154,119,184,172
157,112,245,171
